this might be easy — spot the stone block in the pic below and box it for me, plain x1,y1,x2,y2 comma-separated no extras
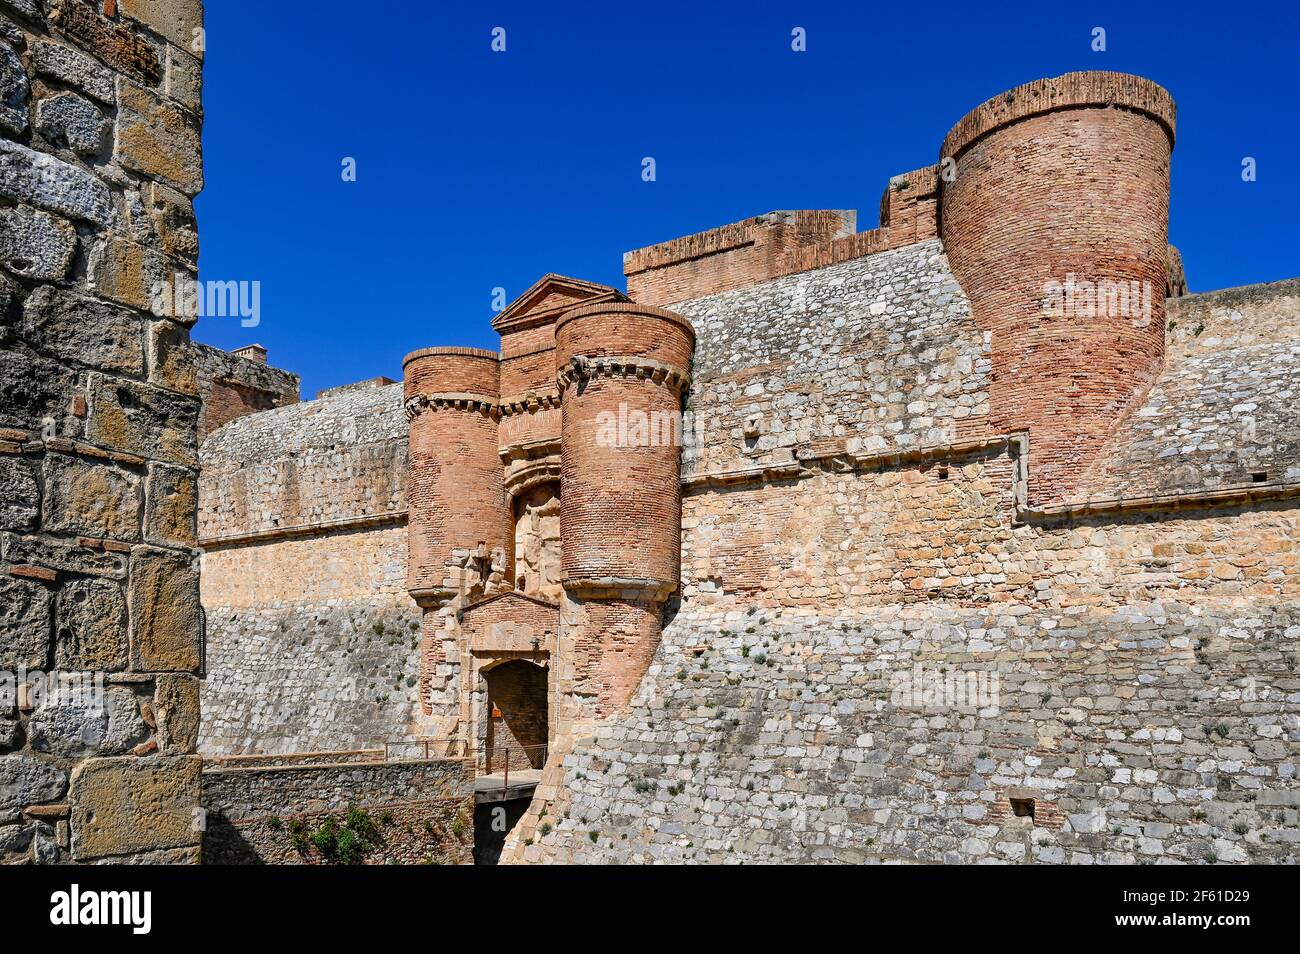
0,453,38,531
35,90,109,155
0,754,67,812
0,349,79,433
54,576,128,671
68,755,201,859
0,138,113,225
85,373,199,466
115,81,202,195
21,285,145,375
153,673,197,753
1,531,128,579
28,686,147,758
0,39,27,135
128,545,200,672
148,181,197,264
120,0,203,54
0,1,41,24
165,43,200,112
0,719,17,748
42,452,141,541
32,39,116,105
47,1,161,85
143,461,196,547
146,318,198,395
0,205,77,280
92,235,167,311
0,574,52,669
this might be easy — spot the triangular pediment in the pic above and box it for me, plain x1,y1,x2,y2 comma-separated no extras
460,589,560,618
491,274,627,333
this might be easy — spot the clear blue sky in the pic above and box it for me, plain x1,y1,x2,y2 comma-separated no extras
194,1,1299,399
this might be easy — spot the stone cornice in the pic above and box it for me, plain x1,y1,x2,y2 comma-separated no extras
555,355,691,395
403,392,501,421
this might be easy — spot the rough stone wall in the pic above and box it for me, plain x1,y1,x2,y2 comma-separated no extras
199,382,429,754
674,239,989,480
0,0,206,864
509,449,1300,864
193,341,298,438
201,755,474,864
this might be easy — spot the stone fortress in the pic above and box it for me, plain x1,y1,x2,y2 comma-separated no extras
200,71,1300,864
0,0,1295,866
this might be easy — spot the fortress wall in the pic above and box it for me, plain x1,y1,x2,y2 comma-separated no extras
0,0,208,864
674,239,991,480
193,342,299,439
198,383,429,755
511,454,1300,864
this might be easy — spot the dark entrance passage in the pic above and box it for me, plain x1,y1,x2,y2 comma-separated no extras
482,659,548,772
473,797,532,865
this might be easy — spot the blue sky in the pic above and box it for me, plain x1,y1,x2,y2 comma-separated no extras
194,1,1299,398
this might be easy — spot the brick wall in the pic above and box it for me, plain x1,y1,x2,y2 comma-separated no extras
193,341,299,438
0,0,207,864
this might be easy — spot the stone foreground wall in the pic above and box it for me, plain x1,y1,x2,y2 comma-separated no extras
199,383,431,754
510,448,1300,863
0,0,206,863
202,756,473,864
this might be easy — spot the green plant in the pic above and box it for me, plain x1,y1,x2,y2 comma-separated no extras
336,827,364,865
540,823,553,836
311,818,339,854
267,815,282,830
588,831,599,844
346,807,378,841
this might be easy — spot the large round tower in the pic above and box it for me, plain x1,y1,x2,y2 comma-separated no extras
402,346,509,604
554,302,694,714
939,72,1176,503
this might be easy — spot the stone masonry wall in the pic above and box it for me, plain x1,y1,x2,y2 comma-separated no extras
0,0,206,864
198,382,429,754
511,451,1300,864
202,755,474,864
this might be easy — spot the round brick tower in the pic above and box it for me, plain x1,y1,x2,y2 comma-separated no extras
554,302,694,714
403,346,509,604
939,72,1176,504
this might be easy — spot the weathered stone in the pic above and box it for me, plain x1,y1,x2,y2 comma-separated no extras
0,39,27,134
0,822,33,856
1,530,128,580
0,453,38,531
0,1,41,23
55,576,128,671
143,461,196,547
128,545,200,672
47,1,161,85
35,90,109,155
28,686,147,758
0,719,17,748
164,43,200,111
92,235,167,311
153,673,197,753
68,755,201,859
32,39,116,105
0,350,79,433
148,181,197,264
42,452,141,541
85,373,199,466
0,574,52,669
0,138,112,225
0,205,77,280
115,82,202,195
22,285,144,374
120,0,203,53
147,318,198,395
0,754,67,811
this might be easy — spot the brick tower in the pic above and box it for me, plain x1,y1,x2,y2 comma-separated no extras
554,303,695,715
939,72,1176,504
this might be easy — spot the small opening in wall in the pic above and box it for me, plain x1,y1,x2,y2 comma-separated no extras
1251,471,1268,483
1010,797,1035,822
937,466,950,480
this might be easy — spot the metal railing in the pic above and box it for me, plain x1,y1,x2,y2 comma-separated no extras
481,743,549,791
381,738,469,761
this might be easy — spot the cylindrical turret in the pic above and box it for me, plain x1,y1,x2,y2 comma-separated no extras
939,72,1176,503
555,303,694,597
402,346,508,603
